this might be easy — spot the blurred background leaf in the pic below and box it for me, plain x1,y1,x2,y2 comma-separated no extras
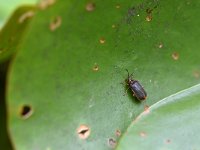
0,6,35,63
0,0,37,28
0,61,13,150
0,4,35,150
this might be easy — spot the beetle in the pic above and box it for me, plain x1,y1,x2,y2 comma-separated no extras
125,69,147,101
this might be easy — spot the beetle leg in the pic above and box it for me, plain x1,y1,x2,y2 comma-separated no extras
120,80,129,86
120,82,125,86
130,73,134,78
123,87,130,96
131,90,136,97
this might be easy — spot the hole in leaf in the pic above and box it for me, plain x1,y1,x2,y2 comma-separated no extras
20,105,33,119
77,125,90,139
108,138,117,148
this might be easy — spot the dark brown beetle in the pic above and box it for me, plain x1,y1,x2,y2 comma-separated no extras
126,69,147,101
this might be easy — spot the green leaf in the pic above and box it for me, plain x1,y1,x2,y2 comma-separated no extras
116,84,200,150
6,0,200,149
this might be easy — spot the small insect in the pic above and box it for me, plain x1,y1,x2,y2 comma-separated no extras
125,69,147,101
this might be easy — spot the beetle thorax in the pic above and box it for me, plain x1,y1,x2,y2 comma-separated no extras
128,79,135,84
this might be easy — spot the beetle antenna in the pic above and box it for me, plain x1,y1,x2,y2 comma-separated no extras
130,73,134,78
125,69,134,79
125,69,129,78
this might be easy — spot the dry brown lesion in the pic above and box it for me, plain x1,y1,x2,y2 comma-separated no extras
171,52,179,60
193,70,200,78
145,8,153,22
115,4,121,9
99,37,106,44
93,63,99,71
18,11,35,24
49,16,62,31
85,2,96,12
38,0,56,10
115,129,121,137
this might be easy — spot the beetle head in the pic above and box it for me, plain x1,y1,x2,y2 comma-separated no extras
126,69,134,82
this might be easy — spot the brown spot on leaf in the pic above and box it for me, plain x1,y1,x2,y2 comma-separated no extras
112,24,116,28
38,0,56,10
18,11,35,23
93,63,99,71
77,125,90,139
115,129,121,137
172,52,179,60
143,105,150,114
193,71,200,78
49,16,62,31
140,131,147,137
146,15,152,22
145,8,154,22
115,4,121,9
85,2,95,12
158,43,163,48
99,38,105,44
